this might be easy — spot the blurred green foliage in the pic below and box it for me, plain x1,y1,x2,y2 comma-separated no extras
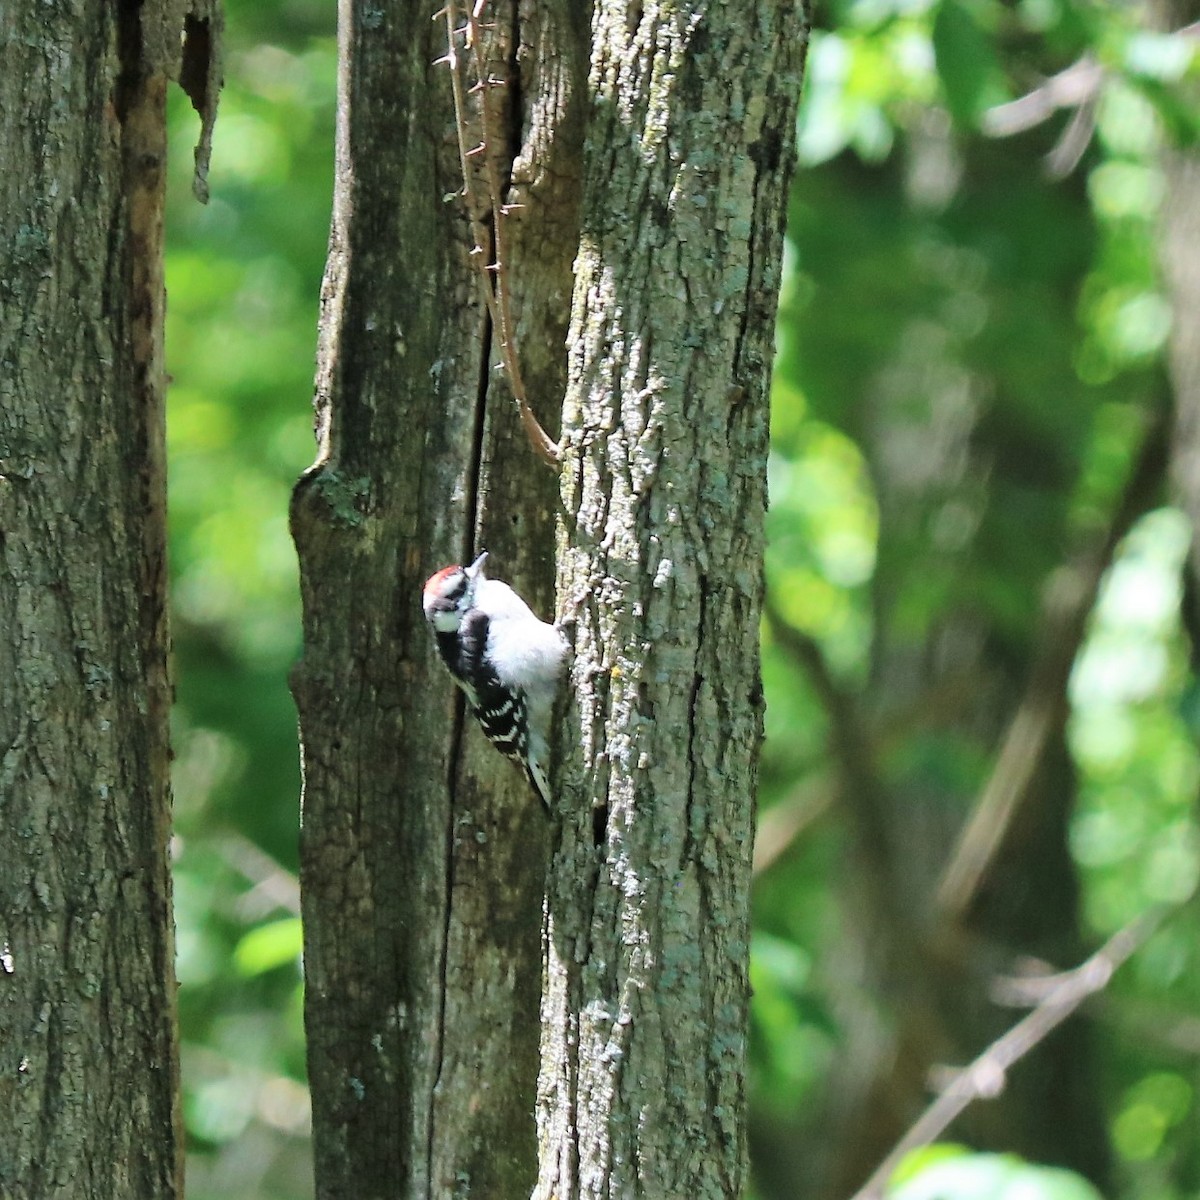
164,0,1199,1197
166,2,334,1195
756,1,1199,1198
891,1145,1105,1200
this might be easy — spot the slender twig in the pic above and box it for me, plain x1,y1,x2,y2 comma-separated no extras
751,771,834,876
760,601,925,970
981,54,1104,179
981,23,1200,178
437,5,494,305
216,832,302,916
1044,91,1099,179
437,0,560,464
850,908,1168,1200
981,55,1105,138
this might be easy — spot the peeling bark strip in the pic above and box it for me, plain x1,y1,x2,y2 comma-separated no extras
543,3,809,1197
0,0,219,1196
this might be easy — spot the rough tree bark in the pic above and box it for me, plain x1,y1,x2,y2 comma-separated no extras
294,1,807,1197
541,4,809,1197
0,1,218,1197
290,0,581,1196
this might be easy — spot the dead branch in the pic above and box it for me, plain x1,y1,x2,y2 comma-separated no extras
982,22,1200,178
981,53,1105,178
762,603,896,889
849,907,1168,1200
436,0,561,464
752,770,834,876
216,832,302,917
981,55,1105,139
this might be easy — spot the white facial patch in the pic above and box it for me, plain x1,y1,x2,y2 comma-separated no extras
432,608,462,633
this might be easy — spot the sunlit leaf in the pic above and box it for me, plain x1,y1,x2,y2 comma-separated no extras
234,918,304,976
889,1148,1104,1199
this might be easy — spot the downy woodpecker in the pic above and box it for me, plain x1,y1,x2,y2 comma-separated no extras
422,552,567,809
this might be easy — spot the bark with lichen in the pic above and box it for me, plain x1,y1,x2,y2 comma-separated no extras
540,4,810,1196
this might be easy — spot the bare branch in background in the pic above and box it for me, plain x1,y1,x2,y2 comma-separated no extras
216,832,302,918
936,406,1169,921
982,52,1106,178
983,23,1200,178
762,604,896,888
752,771,834,876
850,907,1169,1200
981,55,1105,138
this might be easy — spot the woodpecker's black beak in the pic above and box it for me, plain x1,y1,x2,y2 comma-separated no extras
466,551,488,579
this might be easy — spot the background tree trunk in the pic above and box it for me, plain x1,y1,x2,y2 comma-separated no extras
1161,1,1200,639
290,1,582,1195
0,0,217,1194
540,4,809,1196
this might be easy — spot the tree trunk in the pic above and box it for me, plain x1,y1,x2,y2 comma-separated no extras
290,1,581,1196
0,0,217,1194
540,4,809,1197
295,1,807,1196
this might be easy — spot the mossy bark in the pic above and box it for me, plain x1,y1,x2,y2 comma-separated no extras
541,5,809,1197
291,1,581,1195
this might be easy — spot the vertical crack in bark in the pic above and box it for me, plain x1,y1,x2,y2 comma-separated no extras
34,999,61,1196
733,146,767,384
503,0,524,171
112,0,143,122
426,269,494,1200
112,0,181,1188
682,574,708,865
465,314,493,557
591,803,607,847
427,716,458,1200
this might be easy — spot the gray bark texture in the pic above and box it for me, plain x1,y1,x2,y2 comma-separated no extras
0,0,218,1196
540,4,809,1198
293,0,806,1197
291,1,580,1196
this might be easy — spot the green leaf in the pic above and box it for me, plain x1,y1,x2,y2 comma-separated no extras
1123,31,1195,84
889,1143,970,1187
1129,77,1200,148
233,917,304,976
890,1148,1105,1200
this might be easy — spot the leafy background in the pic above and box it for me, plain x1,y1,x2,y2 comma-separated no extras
164,1,1199,1197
